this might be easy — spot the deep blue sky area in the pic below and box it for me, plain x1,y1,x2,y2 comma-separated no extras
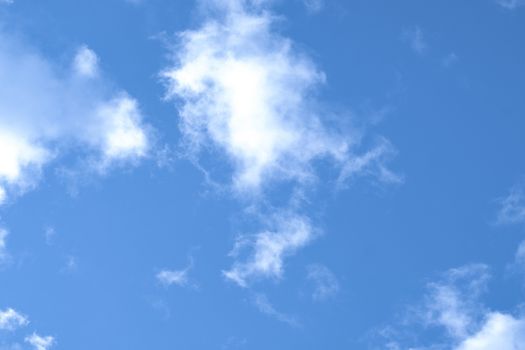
0,1,524,349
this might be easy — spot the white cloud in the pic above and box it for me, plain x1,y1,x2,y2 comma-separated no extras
73,46,99,78
24,334,54,350
223,213,313,287
91,95,149,167
496,0,525,9
163,0,398,287
303,0,324,13
404,26,427,55
421,264,490,339
443,52,459,68
515,240,525,268
156,267,190,287
375,263,525,350
0,229,10,266
162,0,396,194
0,31,150,204
455,312,525,350
252,293,299,327
0,308,28,331
306,264,339,301
497,183,525,225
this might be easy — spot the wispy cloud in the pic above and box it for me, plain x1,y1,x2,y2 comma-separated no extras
24,333,54,350
0,229,9,266
0,308,29,331
223,213,314,287
403,26,427,55
156,255,195,288
496,182,525,225
303,0,324,13
0,31,150,204
156,266,190,287
496,0,525,9
373,263,525,350
306,264,339,301
419,264,490,339
252,294,300,327
442,52,459,68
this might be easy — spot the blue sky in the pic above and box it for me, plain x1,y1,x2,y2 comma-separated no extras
0,0,524,349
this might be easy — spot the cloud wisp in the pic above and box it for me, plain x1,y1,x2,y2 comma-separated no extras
375,263,525,350
0,228,9,266
25,333,55,350
496,182,525,225
403,26,427,55
496,0,525,9
306,264,339,301
0,308,28,331
223,213,314,287
252,293,300,327
0,31,150,205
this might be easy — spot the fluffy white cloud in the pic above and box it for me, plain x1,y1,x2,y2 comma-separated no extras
497,183,525,225
163,0,398,287
24,333,54,350
162,0,395,194
223,214,313,287
306,264,339,301
455,312,525,350
376,263,525,350
73,45,99,78
0,31,150,204
0,308,28,331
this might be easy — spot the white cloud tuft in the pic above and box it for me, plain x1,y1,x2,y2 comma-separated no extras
375,263,525,350
92,96,149,165
0,31,150,203
223,213,313,287
162,0,395,194
496,0,525,9
455,312,525,350
0,308,29,331
24,333,54,350
403,26,427,55
303,0,324,13
306,264,339,301
73,45,99,78
0,229,10,265
497,183,525,225
156,267,190,287
421,264,490,339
